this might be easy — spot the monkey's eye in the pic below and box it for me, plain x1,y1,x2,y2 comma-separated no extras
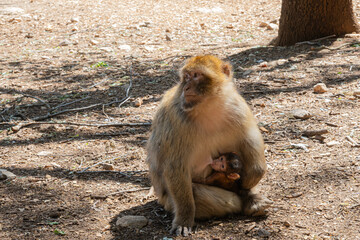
220,157,224,161
193,72,198,78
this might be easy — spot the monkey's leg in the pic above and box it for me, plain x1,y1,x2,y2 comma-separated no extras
193,184,271,219
164,170,195,236
239,189,272,216
193,183,242,219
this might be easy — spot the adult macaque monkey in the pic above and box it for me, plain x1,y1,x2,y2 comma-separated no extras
147,55,268,236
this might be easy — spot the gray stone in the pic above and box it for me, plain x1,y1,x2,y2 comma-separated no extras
116,215,148,229
0,169,16,180
291,109,312,120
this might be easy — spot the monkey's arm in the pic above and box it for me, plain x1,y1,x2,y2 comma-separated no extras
204,172,227,185
238,125,267,190
163,159,195,236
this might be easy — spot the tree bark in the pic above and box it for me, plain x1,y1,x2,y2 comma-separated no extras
276,0,360,46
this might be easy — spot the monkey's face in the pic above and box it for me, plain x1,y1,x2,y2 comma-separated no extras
180,71,212,111
211,155,227,172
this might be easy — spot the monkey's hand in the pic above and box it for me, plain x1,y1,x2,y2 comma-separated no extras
170,224,192,236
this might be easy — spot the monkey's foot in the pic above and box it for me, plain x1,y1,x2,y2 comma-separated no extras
170,225,192,236
243,193,272,217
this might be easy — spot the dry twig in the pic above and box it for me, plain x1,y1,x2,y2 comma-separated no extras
6,120,151,132
302,129,329,137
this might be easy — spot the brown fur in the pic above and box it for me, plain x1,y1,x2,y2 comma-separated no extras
147,55,268,236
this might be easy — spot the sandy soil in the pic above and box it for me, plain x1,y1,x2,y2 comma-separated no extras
1,0,360,239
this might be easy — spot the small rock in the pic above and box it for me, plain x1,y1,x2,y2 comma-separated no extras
101,163,114,171
89,39,99,45
283,221,290,227
59,40,71,46
291,109,312,120
165,34,171,41
99,47,113,52
134,98,143,107
71,26,79,32
45,25,53,32
70,17,80,23
116,215,148,229
259,22,269,28
290,143,309,152
256,228,271,237
139,21,151,27
267,23,278,30
118,44,131,51
353,89,360,96
259,62,268,67
326,141,340,147
277,59,288,65
37,151,53,156
0,169,16,180
313,83,328,93
9,17,22,23
144,46,155,52
25,33,34,38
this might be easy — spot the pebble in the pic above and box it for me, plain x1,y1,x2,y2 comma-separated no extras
90,39,99,45
353,89,360,96
8,17,21,23
25,33,34,38
59,40,71,46
0,169,16,180
45,25,53,32
291,109,312,120
118,44,131,51
101,163,114,171
313,83,328,93
134,98,143,107
37,151,53,156
99,47,113,52
259,22,269,28
256,228,271,237
326,141,340,147
70,17,79,23
116,215,148,229
267,23,278,30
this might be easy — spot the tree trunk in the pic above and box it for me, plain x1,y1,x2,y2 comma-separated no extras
276,0,360,46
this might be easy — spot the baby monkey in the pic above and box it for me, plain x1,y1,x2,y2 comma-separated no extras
204,152,242,193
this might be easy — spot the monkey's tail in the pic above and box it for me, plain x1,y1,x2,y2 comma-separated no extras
192,183,242,219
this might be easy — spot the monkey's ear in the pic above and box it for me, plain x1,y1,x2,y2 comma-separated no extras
222,62,232,78
227,173,240,180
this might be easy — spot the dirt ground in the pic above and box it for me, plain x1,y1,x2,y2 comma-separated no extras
1,0,360,239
